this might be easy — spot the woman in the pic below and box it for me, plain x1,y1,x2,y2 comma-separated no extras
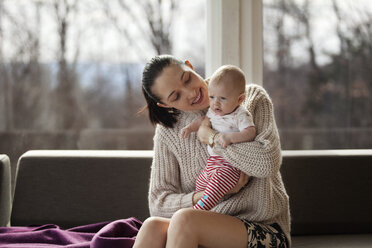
134,55,290,248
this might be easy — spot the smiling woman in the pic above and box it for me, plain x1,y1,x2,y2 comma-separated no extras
135,54,290,248
152,62,209,111
141,55,209,128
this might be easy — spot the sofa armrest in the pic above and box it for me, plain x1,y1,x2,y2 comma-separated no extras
0,154,11,227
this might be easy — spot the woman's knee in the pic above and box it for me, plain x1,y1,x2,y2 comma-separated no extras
134,217,169,248
169,208,198,235
141,216,169,235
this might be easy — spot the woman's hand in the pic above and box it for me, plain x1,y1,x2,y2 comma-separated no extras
197,118,212,145
226,172,250,195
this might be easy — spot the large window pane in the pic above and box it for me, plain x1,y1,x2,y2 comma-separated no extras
263,0,372,149
0,0,205,169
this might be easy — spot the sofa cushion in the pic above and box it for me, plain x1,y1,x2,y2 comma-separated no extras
11,150,152,228
281,150,372,236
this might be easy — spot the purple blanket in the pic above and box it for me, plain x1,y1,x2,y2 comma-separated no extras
0,218,142,248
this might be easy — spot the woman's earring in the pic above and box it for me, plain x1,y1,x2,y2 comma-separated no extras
168,108,175,114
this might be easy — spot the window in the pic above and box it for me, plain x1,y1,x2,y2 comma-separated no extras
263,0,372,149
0,0,206,168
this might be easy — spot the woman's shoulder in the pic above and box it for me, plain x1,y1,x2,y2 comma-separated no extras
155,110,205,140
153,124,181,152
245,84,269,98
154,122,178,140
243,84,273,114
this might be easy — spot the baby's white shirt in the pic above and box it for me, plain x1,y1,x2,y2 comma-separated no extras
206,105,254,155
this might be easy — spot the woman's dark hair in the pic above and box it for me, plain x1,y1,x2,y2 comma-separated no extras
141,55,184,128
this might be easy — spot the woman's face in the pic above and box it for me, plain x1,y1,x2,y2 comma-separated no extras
151,63,209,112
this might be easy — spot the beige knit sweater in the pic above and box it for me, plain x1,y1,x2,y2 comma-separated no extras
148,84,291,243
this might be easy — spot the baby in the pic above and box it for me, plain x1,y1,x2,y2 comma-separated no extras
181,65,256,210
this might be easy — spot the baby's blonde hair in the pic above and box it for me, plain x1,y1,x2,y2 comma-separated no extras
210,65,246,94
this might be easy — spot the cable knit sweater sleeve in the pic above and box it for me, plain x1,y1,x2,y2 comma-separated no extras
148,128,195,217
216,84,282,178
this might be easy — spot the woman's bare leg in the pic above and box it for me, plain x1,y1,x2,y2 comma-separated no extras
133,216,170,248
166,208,247,248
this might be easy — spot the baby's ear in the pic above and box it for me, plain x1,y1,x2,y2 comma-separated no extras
238,93,246,104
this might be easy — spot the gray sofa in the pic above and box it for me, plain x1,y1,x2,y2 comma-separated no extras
280,150,372,247
3,149,372,247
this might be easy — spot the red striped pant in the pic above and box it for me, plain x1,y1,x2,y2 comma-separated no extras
193,155,241,210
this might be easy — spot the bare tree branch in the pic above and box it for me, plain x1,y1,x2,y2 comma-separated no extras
103,0,177,56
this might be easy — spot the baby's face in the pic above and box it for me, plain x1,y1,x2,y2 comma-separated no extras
208,80,242,116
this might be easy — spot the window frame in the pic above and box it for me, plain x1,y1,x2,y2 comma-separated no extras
206,0,263,85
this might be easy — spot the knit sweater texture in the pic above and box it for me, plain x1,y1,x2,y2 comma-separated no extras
148,84,291,244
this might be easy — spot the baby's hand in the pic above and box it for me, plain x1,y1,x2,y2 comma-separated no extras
181,127,192,139
217,134,232,148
